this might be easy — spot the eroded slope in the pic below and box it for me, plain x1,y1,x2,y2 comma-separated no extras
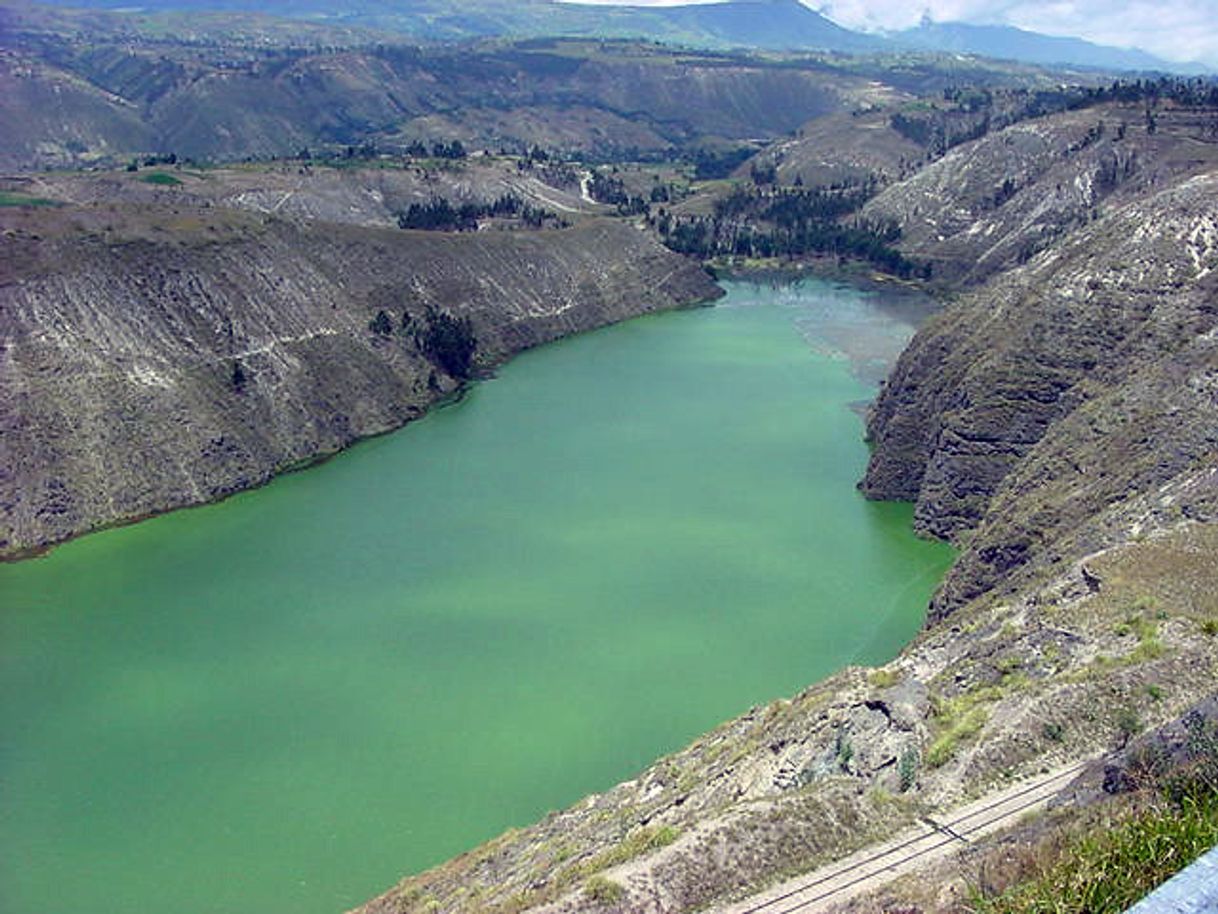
862,172,1218,618
0,206,718,556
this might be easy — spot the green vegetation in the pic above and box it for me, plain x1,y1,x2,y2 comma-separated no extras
0,191,59,207
1115,611,1166,663
368,310,394,336
972,751,1218,914
583,874,625,903
926,688,1003,767
414,306,477,379
835,731,854,770
396,194,558,231
141,172,182,186
868,668,900,689
898,748,919,792
1116,707,1144,745
656,182,929,278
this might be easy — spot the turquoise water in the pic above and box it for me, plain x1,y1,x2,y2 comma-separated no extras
0,279,953,914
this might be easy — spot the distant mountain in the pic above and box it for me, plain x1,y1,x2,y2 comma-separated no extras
16,0,1203,71
893,20,1203,74
23,0,880,51
624,0,878,52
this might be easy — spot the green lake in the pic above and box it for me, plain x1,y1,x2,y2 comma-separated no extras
0,278,954,914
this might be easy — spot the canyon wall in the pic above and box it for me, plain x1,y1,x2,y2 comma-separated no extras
0,209,719,556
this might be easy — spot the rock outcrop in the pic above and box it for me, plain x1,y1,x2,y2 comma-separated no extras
862,171,1218,618
0,207,718,556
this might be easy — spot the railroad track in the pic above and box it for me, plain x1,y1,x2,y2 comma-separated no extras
715,760,1092,914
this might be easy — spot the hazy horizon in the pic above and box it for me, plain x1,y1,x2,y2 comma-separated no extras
561,0,1218,68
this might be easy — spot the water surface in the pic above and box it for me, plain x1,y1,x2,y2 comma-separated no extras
0,278,954,914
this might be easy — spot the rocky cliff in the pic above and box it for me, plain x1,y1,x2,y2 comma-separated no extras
0,206,718,557
862,172,1218,618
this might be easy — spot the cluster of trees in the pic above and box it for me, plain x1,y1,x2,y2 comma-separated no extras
414,306,477,379
396,195,557,231
402,140,468,159
587,172,649,215
368,305,478,379
656,179,927,277
1082,76,1218,109
711,181,877,223
125,152,178,171
657,210,927,279
687,146,755,180
889,110,992,157
891,76,1218,163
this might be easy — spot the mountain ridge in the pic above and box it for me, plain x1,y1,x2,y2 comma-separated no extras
11,0,1205,72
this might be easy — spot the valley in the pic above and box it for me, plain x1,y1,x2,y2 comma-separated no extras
2,2,1218,913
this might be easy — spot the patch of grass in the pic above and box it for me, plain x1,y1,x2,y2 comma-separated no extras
140,172,183,186
1116,707,1144,744
925,682,1003,770
927,706,988,767
1130,638,1166,662
0,191,59,207
971,781,1218,914
1201,619,1218,637
1116,611,1167,662
552,824,681,896
836,731,854,771
1114,614,1157,641
583,874,625,904
927,688,1000,767
868,668,899,689
600,825,679,868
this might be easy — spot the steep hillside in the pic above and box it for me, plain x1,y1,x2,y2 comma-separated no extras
0,28,877,169
861,100,1218,284
0,206,718,557
863,171,1218,617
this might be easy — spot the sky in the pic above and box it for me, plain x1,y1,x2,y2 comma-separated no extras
567,0,1218,66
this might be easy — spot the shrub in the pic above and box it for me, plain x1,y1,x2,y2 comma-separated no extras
583,875,625,904
368,309,394,336
898,748,919,792
1117,708,1144,745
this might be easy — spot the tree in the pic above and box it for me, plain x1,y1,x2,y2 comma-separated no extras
415,306,476,378
368,309,394,336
